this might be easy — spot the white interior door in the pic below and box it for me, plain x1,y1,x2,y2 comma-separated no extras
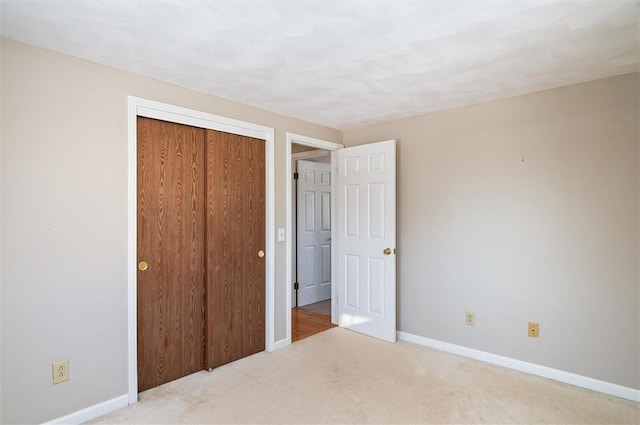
336,140,396,342
297,160,332,306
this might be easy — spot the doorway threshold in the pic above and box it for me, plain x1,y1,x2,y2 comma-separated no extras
292,306,336,342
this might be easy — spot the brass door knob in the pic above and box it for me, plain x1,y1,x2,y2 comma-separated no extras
138,261,148,271
383,248,392,255
258,250,265,258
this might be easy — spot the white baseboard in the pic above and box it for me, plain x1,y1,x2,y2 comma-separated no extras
397,331,640,403
43,394,128,425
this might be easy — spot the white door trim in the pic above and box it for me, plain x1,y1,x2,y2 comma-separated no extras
127,96,276,404
285,133,343,347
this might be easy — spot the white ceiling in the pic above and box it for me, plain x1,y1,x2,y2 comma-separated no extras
1,1,638,130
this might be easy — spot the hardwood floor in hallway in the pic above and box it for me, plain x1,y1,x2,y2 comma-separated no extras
291,307,335,342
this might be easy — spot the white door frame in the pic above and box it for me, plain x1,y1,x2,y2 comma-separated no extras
285,133,343,346
127,96,275,404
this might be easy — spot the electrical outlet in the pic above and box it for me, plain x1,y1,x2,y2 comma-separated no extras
52,360,69,384
466,312,475,326
528,322,539,337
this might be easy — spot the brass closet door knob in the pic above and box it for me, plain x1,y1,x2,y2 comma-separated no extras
383,248,392,255
138,261,148,271
258,250,265,258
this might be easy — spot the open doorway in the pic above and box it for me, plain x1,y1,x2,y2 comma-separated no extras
285,134,344,344
291,147,334,341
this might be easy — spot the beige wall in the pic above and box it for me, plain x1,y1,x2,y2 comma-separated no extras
2,36,638,424
344,73,639,390
0,38,341,424
0,35,4,421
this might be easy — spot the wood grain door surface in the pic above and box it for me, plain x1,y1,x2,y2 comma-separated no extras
206,130,265,369
137,117,265,391
136,117,206,392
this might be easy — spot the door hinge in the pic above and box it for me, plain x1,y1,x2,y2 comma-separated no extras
293,172,299,180
293,282,299,290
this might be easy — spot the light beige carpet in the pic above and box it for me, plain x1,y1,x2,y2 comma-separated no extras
90,328,638,424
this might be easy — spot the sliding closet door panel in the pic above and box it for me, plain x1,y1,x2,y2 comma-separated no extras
206,130,265,369
137,117,206,391
243,134,266,356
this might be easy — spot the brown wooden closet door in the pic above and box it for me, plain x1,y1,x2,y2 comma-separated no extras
137,117,206,392
206,130,265,369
